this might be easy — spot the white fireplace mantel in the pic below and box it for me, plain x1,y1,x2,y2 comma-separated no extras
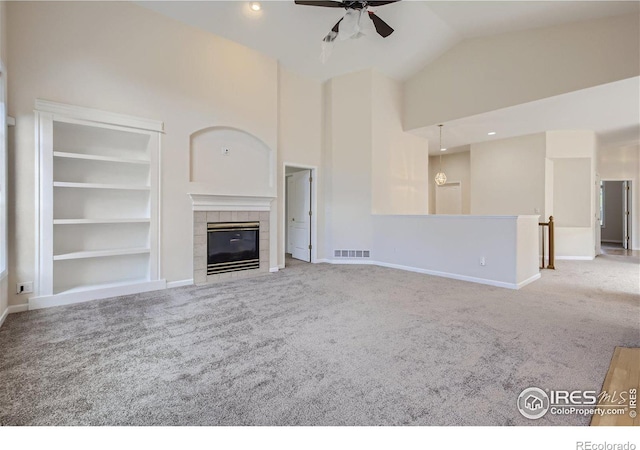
188,193,275,212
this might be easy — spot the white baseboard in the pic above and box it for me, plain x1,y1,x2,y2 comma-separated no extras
29,280,167,310
517,273,542,289
373,260,522,289
269,267,279,273
166,279,193,289
555,256,595,261
9,304,28,313
0,304,29,329
319,258,529,290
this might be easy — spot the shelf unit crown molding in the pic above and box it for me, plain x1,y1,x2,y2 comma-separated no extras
35,99,164,133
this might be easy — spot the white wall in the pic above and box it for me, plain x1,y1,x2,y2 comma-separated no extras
6,1,281,306
517,216,540,284
371,72,429,215
598,144,640,250
0,0,7,321
324,70,374,253
470,133,546,216
544,158,554,223
546,131,597,258
429,150,470,215
553,158,592,227
323,69,429,258
277,67,323,268
189,127,275,196
404,14,640,130
372,215,539,289
467,131,597,258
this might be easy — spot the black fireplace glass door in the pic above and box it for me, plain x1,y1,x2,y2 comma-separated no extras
208,230,259,264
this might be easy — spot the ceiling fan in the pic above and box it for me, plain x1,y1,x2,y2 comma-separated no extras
294,1,400,41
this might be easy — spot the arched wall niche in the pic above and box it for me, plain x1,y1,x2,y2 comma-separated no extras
189,126,275,197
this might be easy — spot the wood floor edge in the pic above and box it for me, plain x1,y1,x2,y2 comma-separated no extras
590,347,639,426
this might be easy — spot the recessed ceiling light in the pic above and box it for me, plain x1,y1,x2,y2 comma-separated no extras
488,131,497,136
249,2,261,11
440,148,447,152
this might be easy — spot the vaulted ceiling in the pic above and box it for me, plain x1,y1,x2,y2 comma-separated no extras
137,1,639,150
137,1,639,81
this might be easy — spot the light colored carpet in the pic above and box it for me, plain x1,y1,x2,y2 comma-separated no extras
0,255,638,426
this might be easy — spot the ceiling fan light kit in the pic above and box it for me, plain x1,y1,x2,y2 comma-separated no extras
295,0,400,61
337,9,376,40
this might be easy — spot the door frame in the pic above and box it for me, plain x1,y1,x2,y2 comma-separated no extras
599,178,633,251
282,162,318,265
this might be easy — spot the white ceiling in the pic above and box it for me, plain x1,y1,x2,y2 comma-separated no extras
427,1,640,39
415,77,640,155
136,0,639,81
136,1,639,151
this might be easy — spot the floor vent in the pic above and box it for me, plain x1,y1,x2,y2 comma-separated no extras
334,250,370,258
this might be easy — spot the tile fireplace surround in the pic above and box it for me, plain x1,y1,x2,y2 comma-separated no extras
189,194,273,285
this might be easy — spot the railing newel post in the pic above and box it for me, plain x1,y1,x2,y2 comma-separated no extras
548,216,555,270
538,216,556,270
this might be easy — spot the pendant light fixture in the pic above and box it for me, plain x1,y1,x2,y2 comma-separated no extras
434,124,447,186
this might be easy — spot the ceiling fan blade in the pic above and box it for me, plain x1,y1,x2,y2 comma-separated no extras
367,0,400,6
368,12,394,38
294,0,345,7
331,18,343,33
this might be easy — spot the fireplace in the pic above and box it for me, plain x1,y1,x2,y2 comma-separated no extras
190,194,274,285
207,222,260,275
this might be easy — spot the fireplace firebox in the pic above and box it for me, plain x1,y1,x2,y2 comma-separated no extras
207,222,260,275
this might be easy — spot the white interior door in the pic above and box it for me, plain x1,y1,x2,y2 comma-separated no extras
436,182,462,215
289,170,311,262
286,176,294,253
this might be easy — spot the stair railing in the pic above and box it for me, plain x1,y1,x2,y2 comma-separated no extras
539,216,555,270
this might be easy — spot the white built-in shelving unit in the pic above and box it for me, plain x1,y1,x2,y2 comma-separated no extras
31,100,166,309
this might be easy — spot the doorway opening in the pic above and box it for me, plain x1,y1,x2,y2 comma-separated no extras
435,182,462,215
600,179,633,255
283,164,317,265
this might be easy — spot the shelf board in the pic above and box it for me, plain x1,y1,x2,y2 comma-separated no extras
54,247,150,261
54,151,150,165
54,218,151,225
53,182,150,191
